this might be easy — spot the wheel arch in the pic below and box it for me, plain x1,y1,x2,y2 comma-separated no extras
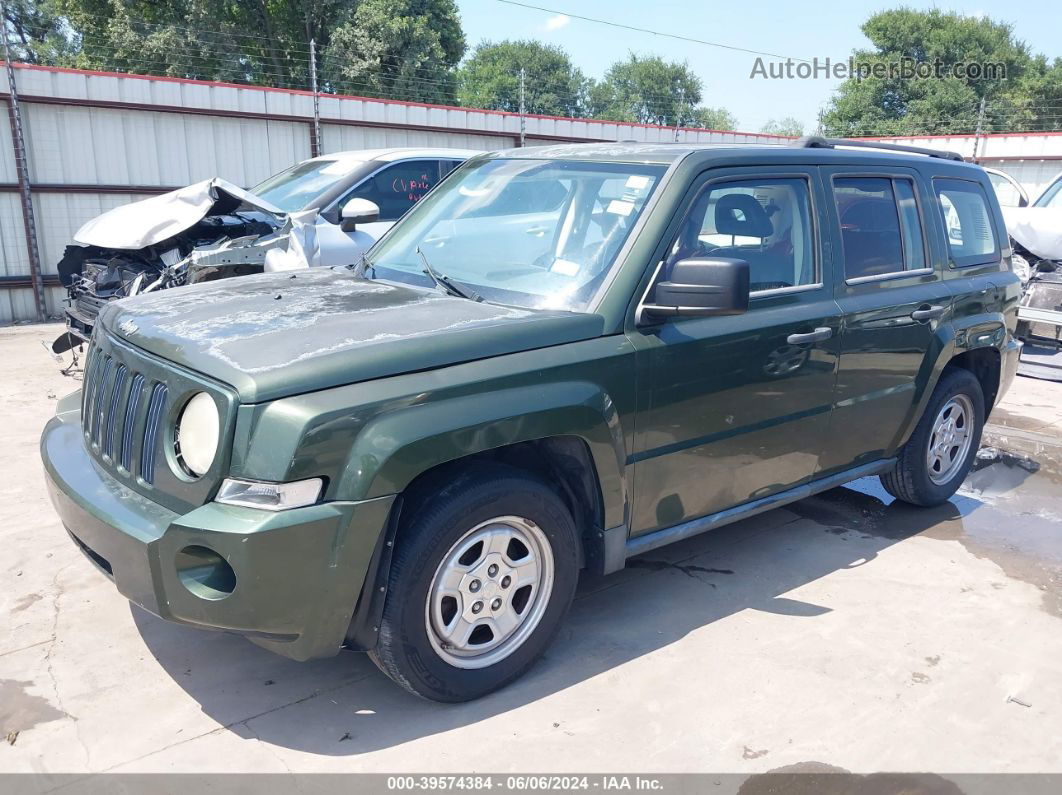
895,316,1006,452
344,432,619,652
336,381,627,530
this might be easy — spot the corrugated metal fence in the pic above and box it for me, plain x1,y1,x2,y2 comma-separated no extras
3,63,1061,324
862,133,1062,199
0,63,788,324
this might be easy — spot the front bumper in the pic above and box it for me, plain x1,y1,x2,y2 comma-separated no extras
999,334,1022,400
41,395,395,661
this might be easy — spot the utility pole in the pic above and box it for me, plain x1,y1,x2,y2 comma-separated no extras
518,68,526,147
0,0,44,322
971,96,987,162
816,108,825,137
309,39,322,157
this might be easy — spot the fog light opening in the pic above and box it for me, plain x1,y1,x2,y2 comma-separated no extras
176,545,236,600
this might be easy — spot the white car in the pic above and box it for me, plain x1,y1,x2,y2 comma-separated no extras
57,148,478,346
251,147,479,266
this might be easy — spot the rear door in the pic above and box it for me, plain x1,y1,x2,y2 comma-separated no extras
817,166,954,477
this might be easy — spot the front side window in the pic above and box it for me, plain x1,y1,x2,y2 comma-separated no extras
834,177,926,280
367,158,665,311
664,177,816,293
934,178,998,267
344,160,443,222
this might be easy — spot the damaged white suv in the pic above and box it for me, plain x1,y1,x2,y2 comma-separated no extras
55,148,475,351
1002,171,1062,380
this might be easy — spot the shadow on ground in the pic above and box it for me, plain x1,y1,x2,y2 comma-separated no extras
129,436,1062,757
132,477,989,757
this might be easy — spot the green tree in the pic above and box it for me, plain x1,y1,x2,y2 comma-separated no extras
760,117,804,137
322,0,465,103
588,54,702,126
823,9,1062,135
690,106,738,131
5,0,353,86
2,0,73,64
586,54,734,129
457,39,589,116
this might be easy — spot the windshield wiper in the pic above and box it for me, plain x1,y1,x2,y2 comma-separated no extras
352,251,375,279
417,247,482,302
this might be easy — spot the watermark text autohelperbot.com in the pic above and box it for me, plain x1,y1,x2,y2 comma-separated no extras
750,57,1007,81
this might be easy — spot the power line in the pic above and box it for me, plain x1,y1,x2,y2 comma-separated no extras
492,0,811,63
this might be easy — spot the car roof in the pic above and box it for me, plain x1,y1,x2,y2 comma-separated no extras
487,141,986,172
305,147,482,167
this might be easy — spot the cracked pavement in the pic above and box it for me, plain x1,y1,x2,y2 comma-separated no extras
2,323,1061,774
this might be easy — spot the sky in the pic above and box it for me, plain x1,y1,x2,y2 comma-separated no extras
455,0,1062,134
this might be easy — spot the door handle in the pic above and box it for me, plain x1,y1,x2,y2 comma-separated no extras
525,226,549,235
786,327,833,345
911,305,945,321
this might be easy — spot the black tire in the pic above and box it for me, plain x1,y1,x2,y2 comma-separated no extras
880,368,985,506
369,463,579,702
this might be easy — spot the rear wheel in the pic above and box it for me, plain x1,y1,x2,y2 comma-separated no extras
880,368,985,506
369,465,579,702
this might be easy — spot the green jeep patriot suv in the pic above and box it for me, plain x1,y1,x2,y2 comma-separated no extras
42,137,1021,701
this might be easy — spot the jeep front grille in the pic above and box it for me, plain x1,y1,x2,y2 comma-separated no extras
81,344,167,485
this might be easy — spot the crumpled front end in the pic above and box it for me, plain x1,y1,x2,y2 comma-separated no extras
54,179,286,351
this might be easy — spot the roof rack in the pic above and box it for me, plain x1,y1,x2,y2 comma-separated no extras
792,135,965,162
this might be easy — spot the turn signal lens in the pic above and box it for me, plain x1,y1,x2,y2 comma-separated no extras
215,478,323,511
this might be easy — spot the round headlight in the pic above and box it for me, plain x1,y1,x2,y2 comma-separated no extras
176,392,219,476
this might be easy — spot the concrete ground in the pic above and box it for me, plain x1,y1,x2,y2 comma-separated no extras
2,322,1061,775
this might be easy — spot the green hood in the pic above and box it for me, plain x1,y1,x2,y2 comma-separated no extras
100,268,605,403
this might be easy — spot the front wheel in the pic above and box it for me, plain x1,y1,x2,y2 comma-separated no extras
369,465,579,702
880,368,985,506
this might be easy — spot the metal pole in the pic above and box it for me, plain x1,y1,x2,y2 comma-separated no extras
310,38,322,157
1,0,45,322
971,96,986,162
518,68,526,147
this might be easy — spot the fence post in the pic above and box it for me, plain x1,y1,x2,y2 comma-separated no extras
518,68,526,147
971,97,986,162
309,39,322,157
1,1,45,322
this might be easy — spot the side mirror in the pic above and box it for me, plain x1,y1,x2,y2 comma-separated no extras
340,198,380,232
641,257,750,321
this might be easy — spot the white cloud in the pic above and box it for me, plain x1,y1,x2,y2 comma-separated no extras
544,14,570,32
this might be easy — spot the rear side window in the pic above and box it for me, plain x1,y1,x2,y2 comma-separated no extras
833,177,926,280
667,177,817,292
343,160,443,221
934,179,999,267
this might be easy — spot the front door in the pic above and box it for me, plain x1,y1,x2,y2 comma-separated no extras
816,167,955,476
629,167,842,537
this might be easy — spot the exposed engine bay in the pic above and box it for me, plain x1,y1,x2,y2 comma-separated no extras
1004,205,1062,381
53,179,288,354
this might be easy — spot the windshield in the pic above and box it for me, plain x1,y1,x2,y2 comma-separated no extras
1035,176,1062,209
366,158,665,312
250,159,361,213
